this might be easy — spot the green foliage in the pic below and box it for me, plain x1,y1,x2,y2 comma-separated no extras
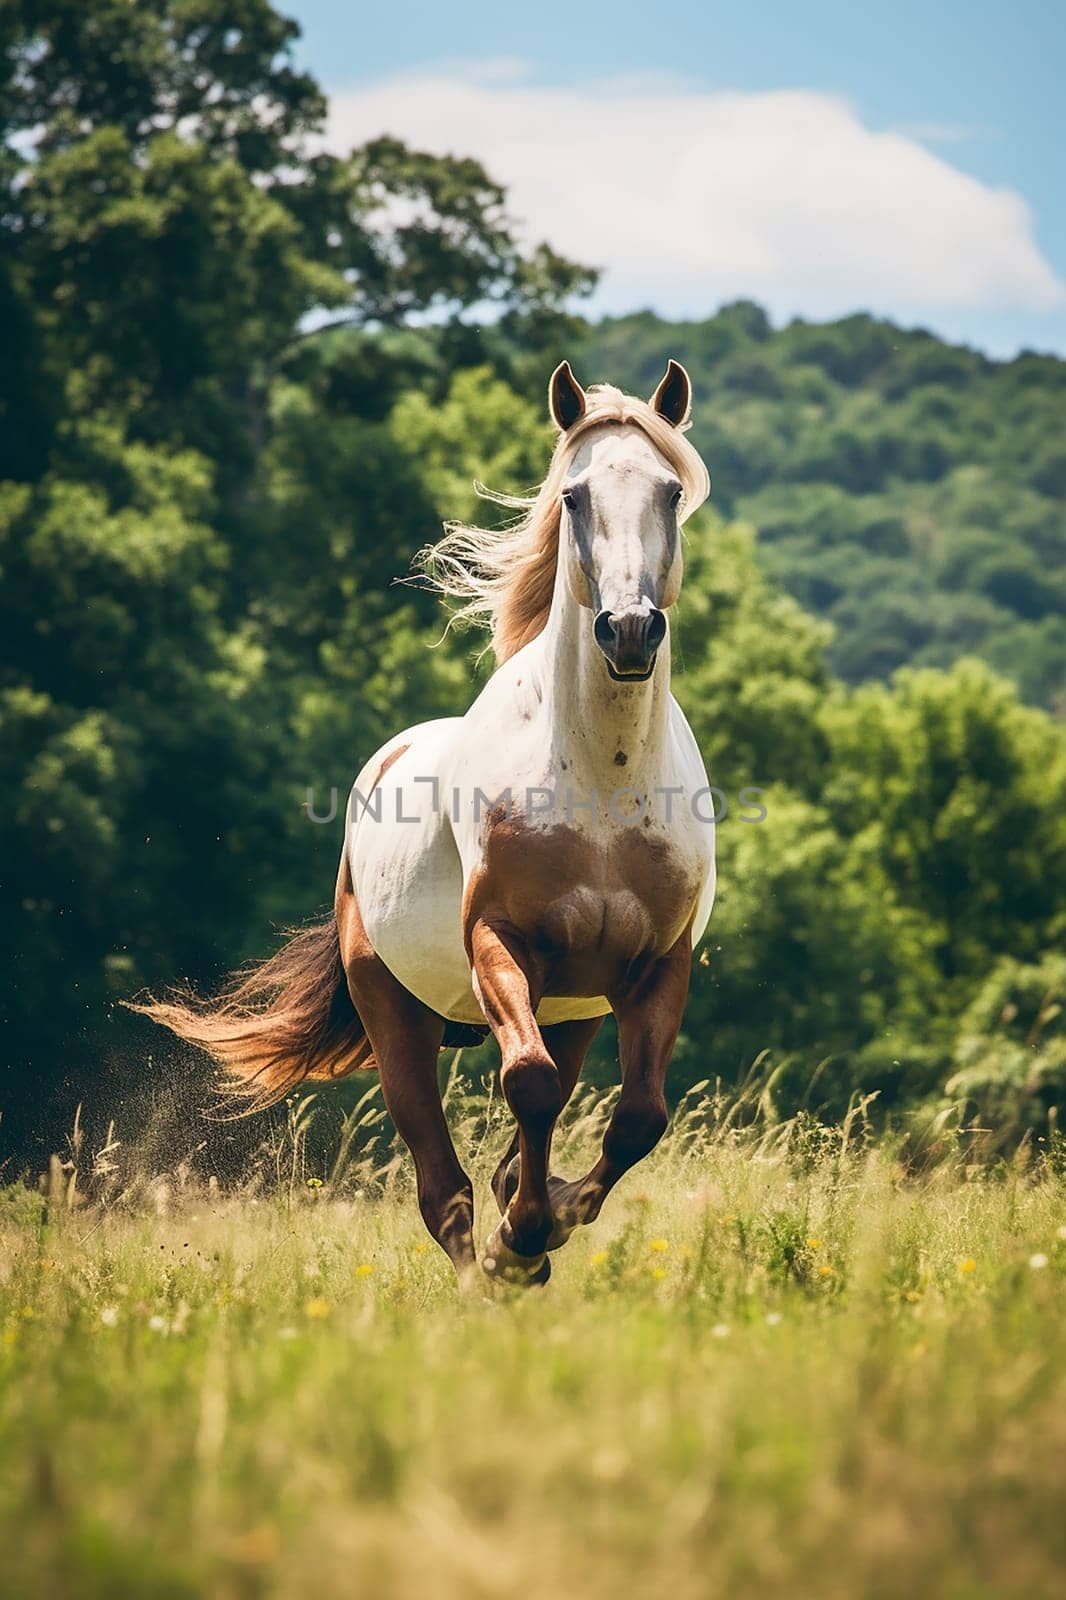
666,535,1065,1124
679,788,939,1097
389,365,552,521
672,515,831,784
8,1,325,165
821,663,1066,986
945,955,1066,1148
0,422,283,1082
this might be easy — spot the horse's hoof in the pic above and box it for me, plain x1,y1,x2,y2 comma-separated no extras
482,1223,551,1287
482,1249,551,1287
497,1170,584,1250
498,1165,574,1250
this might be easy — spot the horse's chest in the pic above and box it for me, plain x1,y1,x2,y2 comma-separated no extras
466,816,703,995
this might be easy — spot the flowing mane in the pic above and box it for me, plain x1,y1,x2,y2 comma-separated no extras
417,383,710,664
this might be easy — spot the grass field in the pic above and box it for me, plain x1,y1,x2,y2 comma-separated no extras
2,1082,1065,1600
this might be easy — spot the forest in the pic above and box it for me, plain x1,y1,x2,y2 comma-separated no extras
2,0,1064,1163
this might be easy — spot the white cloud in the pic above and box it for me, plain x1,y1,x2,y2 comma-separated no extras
892,121,988,146
326,67,1064,324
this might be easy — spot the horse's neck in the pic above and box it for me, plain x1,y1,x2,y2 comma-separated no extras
537,571,672,783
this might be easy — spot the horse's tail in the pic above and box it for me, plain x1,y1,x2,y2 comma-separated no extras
128,914,374,1112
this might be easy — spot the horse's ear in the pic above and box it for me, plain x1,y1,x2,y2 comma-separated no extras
549,360,587,432
650,359,692,428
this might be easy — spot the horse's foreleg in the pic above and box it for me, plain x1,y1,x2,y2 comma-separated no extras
547,930,692,1247
491,1016,604,1213
470,919,559,1282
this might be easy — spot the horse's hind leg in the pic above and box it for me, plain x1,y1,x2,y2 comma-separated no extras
546,930,691,1248
373,1007,476,1282
338,864,475,1282
470,918,560,1283
491,1017,603,1214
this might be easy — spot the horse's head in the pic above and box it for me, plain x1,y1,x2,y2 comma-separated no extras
550,359,695,682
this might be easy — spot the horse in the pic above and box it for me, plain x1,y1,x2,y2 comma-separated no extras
137,359,715,1287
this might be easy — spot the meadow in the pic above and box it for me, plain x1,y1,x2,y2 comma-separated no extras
2,1083,1064,1600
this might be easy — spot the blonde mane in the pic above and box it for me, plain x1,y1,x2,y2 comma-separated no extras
417,383,710,664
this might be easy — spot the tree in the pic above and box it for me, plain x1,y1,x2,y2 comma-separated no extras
820,662,1066,991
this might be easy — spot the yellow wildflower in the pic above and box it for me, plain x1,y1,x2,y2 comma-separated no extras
304,1297,332,1319
589,1251,609,1267
353,1264,374,1279
649,1238,669,1253
806,1237,823,1250
959,1258,977,1274
649,1266,667,1281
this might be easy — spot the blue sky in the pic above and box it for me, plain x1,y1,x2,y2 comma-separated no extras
285,1,1065,356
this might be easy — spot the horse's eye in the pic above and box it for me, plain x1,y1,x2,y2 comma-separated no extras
669,486,683,511
561,488,576,510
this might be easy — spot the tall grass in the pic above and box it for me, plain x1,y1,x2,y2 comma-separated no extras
1,1078,1064,1599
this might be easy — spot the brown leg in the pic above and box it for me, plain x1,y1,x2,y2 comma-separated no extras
373,1008,475,1280
491,1016,604,1214
470,918,561,1282
547,930,692,1246
338,858,475,1282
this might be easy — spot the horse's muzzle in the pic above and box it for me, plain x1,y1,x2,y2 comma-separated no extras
593,608,667,681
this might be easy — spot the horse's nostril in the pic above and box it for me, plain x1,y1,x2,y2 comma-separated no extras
593,607,665,676
593,610,617,649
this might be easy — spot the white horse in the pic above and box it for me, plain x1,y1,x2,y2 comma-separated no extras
139,360,715,1286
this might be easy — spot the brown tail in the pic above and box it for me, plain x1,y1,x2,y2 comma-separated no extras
128,915,374,1112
